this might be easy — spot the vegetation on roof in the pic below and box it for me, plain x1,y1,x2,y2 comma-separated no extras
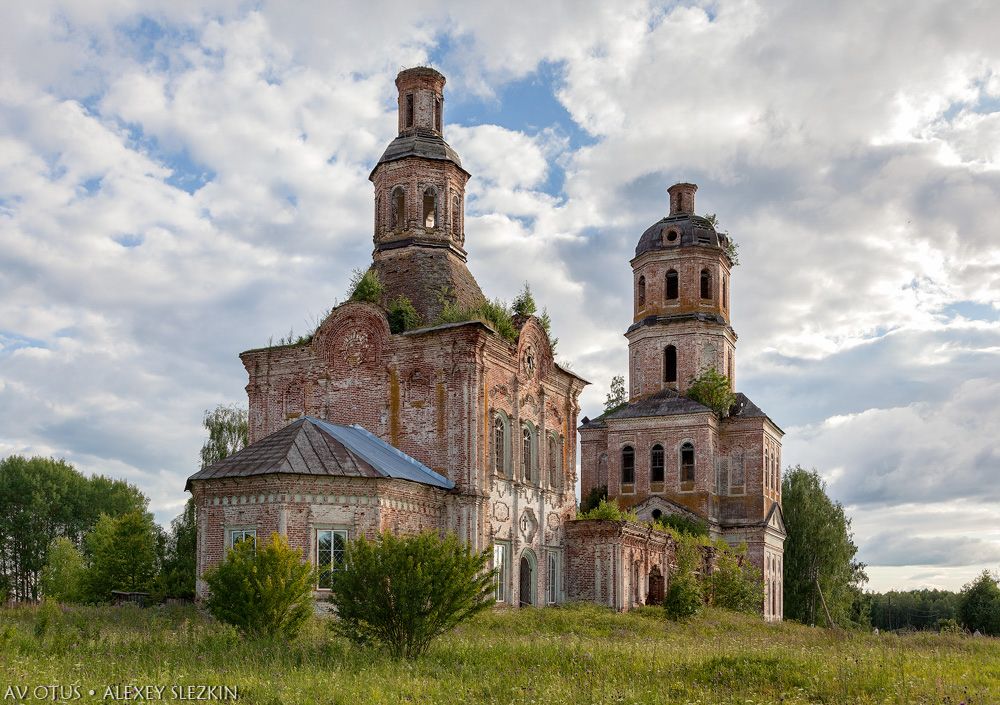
348,267,384,304
437,297,519,342
685,368,736,419
602,375,628,416
703,213,740,266
387,295,421,334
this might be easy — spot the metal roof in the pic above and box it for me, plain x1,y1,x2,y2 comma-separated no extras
185,417,454,491
634,213,730,258
369,131,466,179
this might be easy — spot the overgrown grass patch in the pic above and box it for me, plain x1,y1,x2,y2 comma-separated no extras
0,602,996,704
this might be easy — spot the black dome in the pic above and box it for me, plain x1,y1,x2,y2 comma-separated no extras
370,130,466,178
634,213,727,257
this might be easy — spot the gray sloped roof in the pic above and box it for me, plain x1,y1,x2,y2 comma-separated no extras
185,417,454,491
580,389,713,429
369,130,466,178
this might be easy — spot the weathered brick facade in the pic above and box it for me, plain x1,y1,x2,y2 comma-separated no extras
579,183,786,620
189,67,587,607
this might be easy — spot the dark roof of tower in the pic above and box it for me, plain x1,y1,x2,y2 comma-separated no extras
185,417,455,491
634,213,726,257
370,130,466,178
579,390,779,430
580,389,713,429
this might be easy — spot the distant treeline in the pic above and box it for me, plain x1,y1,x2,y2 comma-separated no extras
864,589,962,632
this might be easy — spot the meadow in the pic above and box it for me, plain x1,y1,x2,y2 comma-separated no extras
0,602,997,705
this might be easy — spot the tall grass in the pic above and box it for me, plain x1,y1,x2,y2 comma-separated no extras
0,602,996,704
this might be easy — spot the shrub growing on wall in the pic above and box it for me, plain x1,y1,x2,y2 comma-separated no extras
707,544,763,614
348,268,384,304
328,531,494,660
577,498,638,522
203,533,315,638
685,368,736,418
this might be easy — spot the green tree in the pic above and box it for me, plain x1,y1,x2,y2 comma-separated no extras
958,571,1000,635
203,533,315,638
685,368,736,418
0,455,146,601
579,485,607,514
604,375,627,414
83,511,159,601
39,537,86,603
512,282,537,317
329,531,494,660
199,405,248,470
782,467,867,627
155,498,198,600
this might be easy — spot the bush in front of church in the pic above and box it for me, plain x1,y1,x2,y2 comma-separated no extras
665,535,704,620
328,531,494,660
203,533,316,639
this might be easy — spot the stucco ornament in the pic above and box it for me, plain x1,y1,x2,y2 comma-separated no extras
492,501,510,521
519,508,538,543
340,328,371,368
523,344,536,377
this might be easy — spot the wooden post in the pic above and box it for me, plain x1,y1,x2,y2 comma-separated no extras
814,575,837,630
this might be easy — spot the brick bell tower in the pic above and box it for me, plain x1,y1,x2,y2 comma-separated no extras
369,67,485,322
626,183,737,399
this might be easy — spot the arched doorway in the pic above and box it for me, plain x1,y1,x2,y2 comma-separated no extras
648,565,665,606
519,550,536,607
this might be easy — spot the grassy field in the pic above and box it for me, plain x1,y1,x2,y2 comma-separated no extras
1,602,997,705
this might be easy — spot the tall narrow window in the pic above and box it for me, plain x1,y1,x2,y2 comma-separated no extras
700,269,712,299
664,345,677,384
405,94,414,128
434,98,442,132
451,195,461,236
722,279,727,309
666,269,678,300
494,543,508,602
651,444,665,483
547,553,558,604
423,188,437,228
680,442,695,483
621,446,635,485
637,276,646,307
493,414,506,475
316,529,348,589
549,434,562,489
522,426,533,482
391,188,405,229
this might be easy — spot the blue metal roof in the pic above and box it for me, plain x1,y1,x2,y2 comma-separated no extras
307,417,455,490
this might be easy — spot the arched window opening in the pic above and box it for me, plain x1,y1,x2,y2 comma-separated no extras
423,188,437,229
451,195,461,236
651,508,662,521
493,414,507,476
621,446,635,485
666,270,678,300
700,269,712,299
680,442,695,483
391,188,405,230
405,94,414,128
722,279,727,309
651,444,665,483
522,426,533,483
664,345,677,384
434,98,442,132
637,276,646,307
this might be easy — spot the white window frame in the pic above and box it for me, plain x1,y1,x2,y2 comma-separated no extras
315,528,349,590
493,542,509,603
227,528,257,554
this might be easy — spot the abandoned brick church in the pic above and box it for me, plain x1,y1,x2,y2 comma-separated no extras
186,67,785,620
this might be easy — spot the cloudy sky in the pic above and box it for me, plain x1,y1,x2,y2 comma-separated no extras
2,0,998,592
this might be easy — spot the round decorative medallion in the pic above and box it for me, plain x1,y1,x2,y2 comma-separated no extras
492,501,510,521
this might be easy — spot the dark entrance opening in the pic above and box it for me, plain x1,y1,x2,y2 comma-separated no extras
519,555,533,607
647,566,665,606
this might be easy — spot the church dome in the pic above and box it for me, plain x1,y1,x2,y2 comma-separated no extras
634,213,725,257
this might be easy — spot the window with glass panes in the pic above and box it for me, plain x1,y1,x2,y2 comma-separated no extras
493,543,508,602
316,529,348,589
228,529,256,551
